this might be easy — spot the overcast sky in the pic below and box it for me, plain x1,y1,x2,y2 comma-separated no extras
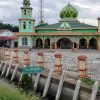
0,0,100,26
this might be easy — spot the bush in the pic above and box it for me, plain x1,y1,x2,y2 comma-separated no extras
19,74,34,94
82,78,95,86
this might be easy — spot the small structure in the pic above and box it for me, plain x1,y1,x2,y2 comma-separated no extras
0,29,17,48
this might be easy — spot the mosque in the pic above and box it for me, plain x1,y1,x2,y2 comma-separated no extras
15,0,100,49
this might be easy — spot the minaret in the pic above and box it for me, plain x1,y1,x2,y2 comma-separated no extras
19,0,35,32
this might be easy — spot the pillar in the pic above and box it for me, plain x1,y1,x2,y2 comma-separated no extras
97,37,100,50
5,48,10,63
37,52,44,68
13,48,19,64
54,53,62,73
77,55,87,79
87,40,89,49
11,39,14,48
54,42,57,49
77,44,79,50
50,44,52,49
72,42,74,50
87,43,89,49
24,50,30,66
43,40,45,49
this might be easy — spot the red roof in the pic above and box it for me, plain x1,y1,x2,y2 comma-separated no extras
0,37,14,40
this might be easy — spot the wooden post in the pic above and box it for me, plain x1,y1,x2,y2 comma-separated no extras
77,55,87,79
37,52,44,68
54,53,62,73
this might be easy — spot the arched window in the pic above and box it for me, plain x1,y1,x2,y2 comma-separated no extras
44,38,50,48
79,38,87,49
36,38,43,48
24,10,26,15
23,22,26,29
29,22,31,29
89,38,97,49
22,37,28,45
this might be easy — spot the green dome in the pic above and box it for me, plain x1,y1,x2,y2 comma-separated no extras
60,3,78,19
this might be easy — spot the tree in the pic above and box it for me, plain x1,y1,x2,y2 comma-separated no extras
0,22,19,32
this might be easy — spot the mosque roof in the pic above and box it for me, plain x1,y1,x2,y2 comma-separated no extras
35,21,97,30
36,2,97,31
60,3,78,19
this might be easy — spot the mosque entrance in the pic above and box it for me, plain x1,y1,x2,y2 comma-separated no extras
89,38,97,49
79,38,87,49
44,38,50,48
57,38,72,49
36,38,43,48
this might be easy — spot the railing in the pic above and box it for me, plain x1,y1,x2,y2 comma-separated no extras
86,59,100,81
0,47,100,81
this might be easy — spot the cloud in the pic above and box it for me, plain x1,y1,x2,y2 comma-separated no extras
0,0,100,26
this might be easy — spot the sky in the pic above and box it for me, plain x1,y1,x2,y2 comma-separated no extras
0,0,100,26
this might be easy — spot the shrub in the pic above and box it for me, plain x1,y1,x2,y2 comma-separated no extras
19,74,34,94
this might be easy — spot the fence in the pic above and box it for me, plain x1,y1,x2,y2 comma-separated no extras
0,48,100,81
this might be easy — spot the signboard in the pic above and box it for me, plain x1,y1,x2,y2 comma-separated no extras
22,66,43,74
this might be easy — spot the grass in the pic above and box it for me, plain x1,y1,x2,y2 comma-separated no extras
82,78,100,90
0,83,41,100
82,78,95,87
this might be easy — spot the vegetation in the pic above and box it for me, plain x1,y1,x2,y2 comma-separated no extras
82,78,95,87
82,78,100,90
0,83,41,100
19,75,34,94
0,22,19,32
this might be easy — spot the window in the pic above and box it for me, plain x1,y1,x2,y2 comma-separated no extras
29,22,31,29
22,37,28,45
24,10,26,15
28,10,30,15
23,22,26,29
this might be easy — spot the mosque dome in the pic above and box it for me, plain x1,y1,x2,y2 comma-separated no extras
60,3,78,19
